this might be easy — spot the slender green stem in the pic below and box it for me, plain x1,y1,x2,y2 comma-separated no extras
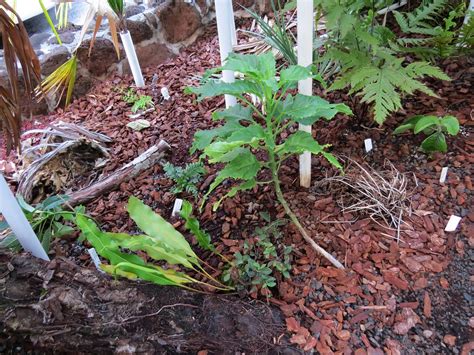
267,151,345,269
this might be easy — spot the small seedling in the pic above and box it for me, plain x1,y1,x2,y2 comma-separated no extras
394,114,460,153
163,162,206,197
122,88,154,113
223,213,292,296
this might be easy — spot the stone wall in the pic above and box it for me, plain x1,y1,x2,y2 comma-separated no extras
0,0,276,113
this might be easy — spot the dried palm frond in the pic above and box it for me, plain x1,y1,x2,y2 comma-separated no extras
18,122,111,203
36,55,77,107
0,0,41,153
315,160,413,242
39,0,124,107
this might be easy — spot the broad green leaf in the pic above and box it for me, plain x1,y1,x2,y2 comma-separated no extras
213,179,256,212
186,80,261,101
205,149,261,200
440,115,460,135
104,262,193,286
414,115,439,134
227,124,265,144
127,196,197,259
223,53,276,80
281,94,352,125
279,65,312,87
393,115,423,134
277,131,328,156
41,227,52,254
0,233,21,251
191,120,242,153
105,233,194,268
16,195,35,213
205,141,248,163
180,200,213,250
421,132,447,152
76,215,147,267
212,104,253,122
41,195,69,210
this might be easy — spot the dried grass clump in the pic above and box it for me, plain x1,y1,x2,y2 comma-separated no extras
316,160,413,242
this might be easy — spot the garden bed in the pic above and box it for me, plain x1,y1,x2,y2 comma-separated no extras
1,21,473,354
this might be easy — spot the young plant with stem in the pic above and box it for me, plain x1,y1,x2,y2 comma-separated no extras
186,53,352,269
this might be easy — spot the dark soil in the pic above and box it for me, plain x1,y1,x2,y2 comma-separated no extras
0,252,290,354
0,19,473,354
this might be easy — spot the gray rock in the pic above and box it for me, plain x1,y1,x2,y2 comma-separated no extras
29,32,52,49
125,5,145,18
41,46,71,76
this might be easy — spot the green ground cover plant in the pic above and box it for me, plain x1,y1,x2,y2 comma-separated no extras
163,162,206,197
76,196,232,291
0,195,82,253
394,114,460,153
186,53,351,269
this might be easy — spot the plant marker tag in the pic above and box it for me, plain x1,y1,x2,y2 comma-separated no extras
439,167,448,183
87,248,105,273
364,138,373,153
161,87,171,100
172,198,183,217
0,174,49,261
444,215,461,232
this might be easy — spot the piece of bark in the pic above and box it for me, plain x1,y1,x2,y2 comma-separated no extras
68,140,170,206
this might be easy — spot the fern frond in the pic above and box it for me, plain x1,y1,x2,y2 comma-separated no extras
395,0,448,35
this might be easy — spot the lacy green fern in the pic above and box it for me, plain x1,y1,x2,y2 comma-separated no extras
163,162,206,197
317,0,451,124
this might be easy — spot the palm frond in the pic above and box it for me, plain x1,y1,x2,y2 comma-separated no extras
0,0,41,153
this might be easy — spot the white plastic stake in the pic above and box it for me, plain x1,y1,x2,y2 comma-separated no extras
297,0,314,188
87,247,105,273
0,174,49,261
120,30,145,88
364,138,373,153
161,87,171,100
172,198,183,217
445,215,461,232
439,167,448,184
228,1,238,46
215,0,237,108
465,0,474,24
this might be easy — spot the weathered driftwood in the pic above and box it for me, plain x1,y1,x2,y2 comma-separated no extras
68,140,171,206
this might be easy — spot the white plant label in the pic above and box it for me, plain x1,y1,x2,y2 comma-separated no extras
87,247,104,273
444,215,461,232
161,87,171,101
439,167,448,183
364,138,373,153
172,198,183,217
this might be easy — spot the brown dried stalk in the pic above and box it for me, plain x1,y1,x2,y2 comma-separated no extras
317,160,412,242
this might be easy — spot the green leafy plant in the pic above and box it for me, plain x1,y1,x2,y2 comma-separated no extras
180,200,213,250
314,0,451,124
244,0,297,64
122,88,153,113
163,162,206,197
0,195,81,253
76,196,232,291
223,213,292,296
394,114,460,153
394,1,474,60
186,53,351,269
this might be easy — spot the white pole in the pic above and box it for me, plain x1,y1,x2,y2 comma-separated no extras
228,2,237,46
297,0,313,188
0,174,49,261
215,0,237,108
120,31,145,88
465,0,474,24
